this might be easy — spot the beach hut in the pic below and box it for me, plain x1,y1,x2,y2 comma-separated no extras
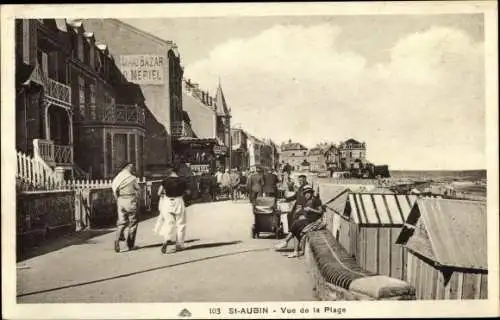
317,184,350,237
321,188,417,280
396,198,487,300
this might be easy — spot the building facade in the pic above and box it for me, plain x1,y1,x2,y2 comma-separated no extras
307,147,326,172
15,19,75,180
338,138,367,170
15,19,147,180
213,84,231,169
231,128,249,171
66,20,146,179
82,19,182,176
324,144,340,172
279,139,309,171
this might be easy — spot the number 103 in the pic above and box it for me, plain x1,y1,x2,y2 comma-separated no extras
209,308,221,315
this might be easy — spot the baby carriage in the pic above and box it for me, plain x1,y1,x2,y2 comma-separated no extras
251,196,284,239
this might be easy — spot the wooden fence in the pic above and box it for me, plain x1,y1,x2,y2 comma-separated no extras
17,151,61,191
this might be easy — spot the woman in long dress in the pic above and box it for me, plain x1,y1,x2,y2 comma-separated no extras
274,185,325,258
154,166,188,254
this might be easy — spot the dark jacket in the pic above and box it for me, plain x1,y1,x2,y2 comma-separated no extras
285,184,309,214
247,172,264,193
161,177,187,198
263,172,279,195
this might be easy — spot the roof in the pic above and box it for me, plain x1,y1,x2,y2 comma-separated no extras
182,92,216,139
344,138,362,145
348,193,417,226
308,148,324,156
281,142,308,151
214,84,230,116
318,184,350,216
397,198,487,270
174,137,218,144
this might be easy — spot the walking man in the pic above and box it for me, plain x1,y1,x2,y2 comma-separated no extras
247,166,264,205
230,168,241,200
112,162,140,253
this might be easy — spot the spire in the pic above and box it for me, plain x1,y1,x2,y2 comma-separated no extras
214,82,230,116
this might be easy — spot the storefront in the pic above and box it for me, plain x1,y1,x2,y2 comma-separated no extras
172,137,228,175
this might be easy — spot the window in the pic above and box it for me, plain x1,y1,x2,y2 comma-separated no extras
291,153,295,156
38,50,49,75
78,77,85,118
77,36,84,61
303,152,307,156
89,83,96,120
48,51,58,80
90,46,95,69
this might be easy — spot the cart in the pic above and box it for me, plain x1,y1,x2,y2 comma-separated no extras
251,196,285,239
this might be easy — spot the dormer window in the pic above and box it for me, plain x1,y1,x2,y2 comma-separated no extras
90,46,95,69
77,36,84,61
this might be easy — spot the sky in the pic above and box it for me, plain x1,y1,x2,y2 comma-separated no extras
123,14,485,171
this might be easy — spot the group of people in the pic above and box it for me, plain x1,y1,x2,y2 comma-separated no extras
213,168,248,200
110,161,326,257
246,166,327,258
111,162,190,254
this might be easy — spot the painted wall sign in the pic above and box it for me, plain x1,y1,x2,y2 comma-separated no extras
191,164,210,173
119,55,165,85
213,145,228,155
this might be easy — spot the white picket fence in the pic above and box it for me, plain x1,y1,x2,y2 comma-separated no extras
17,150,148,191
17,151,61,191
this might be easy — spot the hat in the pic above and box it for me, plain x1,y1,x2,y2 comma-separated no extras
302,185,314,194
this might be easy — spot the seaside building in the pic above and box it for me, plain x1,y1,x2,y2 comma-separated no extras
338,138,367,171
82,19,183,176
15,19,145,179
307,147,327,172
213,83,231,169
231,128,249,171
279,139,309,171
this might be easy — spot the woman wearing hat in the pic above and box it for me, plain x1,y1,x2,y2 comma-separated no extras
274,185,325,258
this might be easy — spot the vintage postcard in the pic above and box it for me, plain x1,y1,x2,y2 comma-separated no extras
1,1,498,319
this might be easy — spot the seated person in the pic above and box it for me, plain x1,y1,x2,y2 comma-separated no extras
274,185,325,258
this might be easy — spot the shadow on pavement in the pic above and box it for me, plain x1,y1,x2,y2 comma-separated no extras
183,240,242,251
17,247,270,299
17,228,116,262
137,239,200,250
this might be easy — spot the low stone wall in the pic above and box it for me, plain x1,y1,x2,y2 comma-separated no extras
304,230,416,301
17,190,75,250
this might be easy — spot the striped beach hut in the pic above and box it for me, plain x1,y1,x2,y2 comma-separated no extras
324,190,417,280
396,198,487,300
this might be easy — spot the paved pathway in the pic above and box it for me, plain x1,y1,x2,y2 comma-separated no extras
17,200,315,303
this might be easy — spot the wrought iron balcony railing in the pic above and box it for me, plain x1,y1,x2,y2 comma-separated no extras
33,139,73,167
30,64,71,105
80,104,145,126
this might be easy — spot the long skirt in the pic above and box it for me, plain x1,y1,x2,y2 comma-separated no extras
154,196,187,244
290,218,325,241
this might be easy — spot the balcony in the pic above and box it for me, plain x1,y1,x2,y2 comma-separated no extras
30,64,71,106
82,104,145,127
33,139,73,167
171,121,195,138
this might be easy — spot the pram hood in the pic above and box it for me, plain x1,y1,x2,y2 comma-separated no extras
253,196,276,214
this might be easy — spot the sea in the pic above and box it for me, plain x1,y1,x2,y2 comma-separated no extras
390,170,487,181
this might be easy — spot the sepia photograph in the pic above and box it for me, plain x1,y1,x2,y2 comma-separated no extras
1,2,498,319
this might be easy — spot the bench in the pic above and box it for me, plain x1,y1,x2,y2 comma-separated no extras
304,230,416,301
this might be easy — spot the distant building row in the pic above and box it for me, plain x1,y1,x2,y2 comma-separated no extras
279,138,367,173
